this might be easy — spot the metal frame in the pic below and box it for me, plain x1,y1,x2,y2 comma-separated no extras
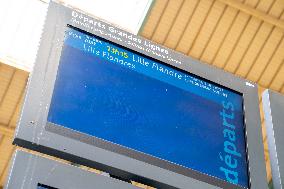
4,150,139,189
262,89,284,189
13,1,268,188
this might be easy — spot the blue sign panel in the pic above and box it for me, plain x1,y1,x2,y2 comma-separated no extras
47,27,249,188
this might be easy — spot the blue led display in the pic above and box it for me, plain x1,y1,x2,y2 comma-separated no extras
47,27,249,188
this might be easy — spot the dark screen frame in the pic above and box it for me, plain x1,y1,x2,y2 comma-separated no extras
14,1,268,189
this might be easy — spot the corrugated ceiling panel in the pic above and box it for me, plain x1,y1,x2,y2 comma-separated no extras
0,66,15,102
189,1,226,59
245,0,259,7
0,69,28,126
222,0,273,71
138,0,169,39
222,1,271,71
268,0,284,17
270,65,284,91
259,44,284,87
200,6,240,63
212,11,252,68
7,95,25,129
176,0,215,54
247,28,283,81
0,136,14,186
141,0,284,95
256,0,274,13
164,0,199,49
235,14,284,77
151,0,184,44
235,21,274,77
0,157,10,187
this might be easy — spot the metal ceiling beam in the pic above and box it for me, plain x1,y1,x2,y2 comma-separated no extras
218,0,284,30
0,124,14,137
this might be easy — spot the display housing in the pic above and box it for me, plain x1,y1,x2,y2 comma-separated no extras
14,1,268,189
262,89,284,189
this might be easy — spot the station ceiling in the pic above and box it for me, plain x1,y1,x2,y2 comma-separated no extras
0,0,284,188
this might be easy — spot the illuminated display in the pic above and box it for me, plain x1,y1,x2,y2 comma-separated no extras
47,27,249,188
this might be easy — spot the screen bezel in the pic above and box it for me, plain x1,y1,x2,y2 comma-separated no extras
13,1,268,189
5,150,139,189
45,25,249,188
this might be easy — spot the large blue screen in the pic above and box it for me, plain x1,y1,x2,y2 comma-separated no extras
47,27,249,188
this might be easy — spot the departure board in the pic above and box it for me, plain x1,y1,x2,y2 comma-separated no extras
47,27,249,188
